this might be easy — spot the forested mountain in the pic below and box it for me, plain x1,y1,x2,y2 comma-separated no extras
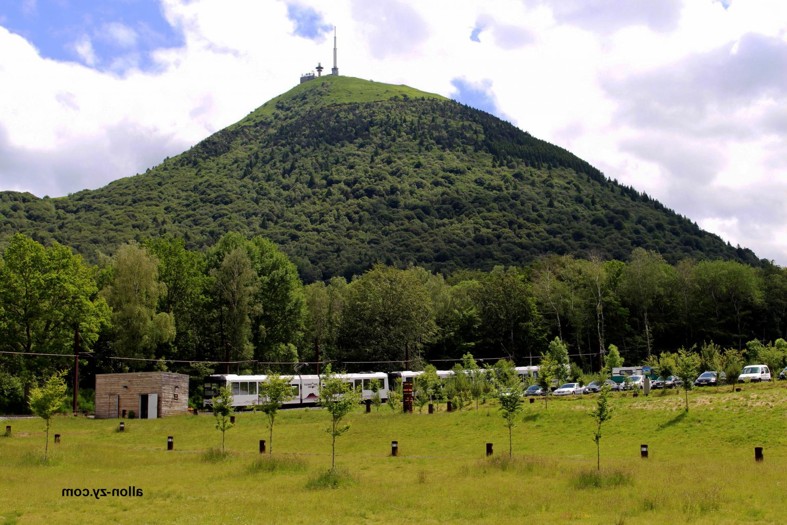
0,75,761,281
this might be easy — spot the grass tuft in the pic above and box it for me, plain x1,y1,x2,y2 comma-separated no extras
477,455,546,474
572,468,633,489
247,455,307,474
305,468,357,490
201,447,230,463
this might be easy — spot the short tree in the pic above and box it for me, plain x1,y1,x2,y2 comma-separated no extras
720,349,744,392
387,377,402,412
319,365,361,471
369,378,382,412
754,340,787,377
495,360,525,458
538,353,560,408
590,383,613,470
28,370,68,461
603,344,624,377
700,342,723,386
675,347,701,411
419,365,442,410
258,373,294,455
212,385,234,454
462,353,486,410
546,337,570,385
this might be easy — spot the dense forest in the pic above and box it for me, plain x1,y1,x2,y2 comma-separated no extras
0,76,761,282
1,232,785,413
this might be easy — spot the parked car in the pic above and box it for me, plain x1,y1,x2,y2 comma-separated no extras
584,379,620,393
525,384,545,396
738,364,771,382
694,371,725,387
583,381,603,394
651,377,666,389
779,367,787,380
553,383,583,396
626,375,645,389
664,376,683,388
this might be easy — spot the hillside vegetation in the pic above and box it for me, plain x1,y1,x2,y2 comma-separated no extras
0,75,760,281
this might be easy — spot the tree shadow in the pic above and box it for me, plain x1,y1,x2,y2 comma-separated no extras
657,411,687,430
523,413,540,423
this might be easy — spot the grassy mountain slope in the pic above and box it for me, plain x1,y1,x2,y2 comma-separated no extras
0,75,760,280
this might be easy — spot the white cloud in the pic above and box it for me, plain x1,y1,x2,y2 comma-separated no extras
0,0,785,265
100,22,139,49
72,34,98,66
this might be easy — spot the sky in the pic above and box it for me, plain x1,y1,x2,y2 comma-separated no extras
0,0,785,265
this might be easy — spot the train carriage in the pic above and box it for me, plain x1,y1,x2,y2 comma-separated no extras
203,372,389,409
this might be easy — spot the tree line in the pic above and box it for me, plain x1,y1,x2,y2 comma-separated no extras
1,232,785,412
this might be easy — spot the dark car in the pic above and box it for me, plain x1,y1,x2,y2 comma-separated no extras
779,367,787,380
651,377,666,389
694,371,724,387
525,384,545,396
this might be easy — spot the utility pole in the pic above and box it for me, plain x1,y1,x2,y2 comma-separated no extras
73,326,80,415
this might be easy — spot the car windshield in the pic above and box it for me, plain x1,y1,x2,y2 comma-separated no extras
699,372,715,378
526,386,540,391
558,384,574,389
741,367,758,374
629,375,642,381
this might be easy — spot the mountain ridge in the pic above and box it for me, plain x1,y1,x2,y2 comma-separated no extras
0,75,761,279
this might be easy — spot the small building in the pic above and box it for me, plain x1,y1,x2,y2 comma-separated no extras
95,372,189,419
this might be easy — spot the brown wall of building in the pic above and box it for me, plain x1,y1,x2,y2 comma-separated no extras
94,372,189,419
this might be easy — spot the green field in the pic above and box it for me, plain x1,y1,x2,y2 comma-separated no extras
3,383,787,524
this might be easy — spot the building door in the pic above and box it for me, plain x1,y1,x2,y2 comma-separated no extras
147,393,158,419
138,394,159,419
139,394,149,419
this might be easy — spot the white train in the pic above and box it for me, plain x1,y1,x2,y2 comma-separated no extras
203,371,390,409
203,365,540,409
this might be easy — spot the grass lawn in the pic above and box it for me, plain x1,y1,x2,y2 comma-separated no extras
2,382,786,524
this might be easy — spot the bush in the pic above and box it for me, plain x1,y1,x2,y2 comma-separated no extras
0,372,25,414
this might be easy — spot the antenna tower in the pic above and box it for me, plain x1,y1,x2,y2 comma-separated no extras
331,27,339,76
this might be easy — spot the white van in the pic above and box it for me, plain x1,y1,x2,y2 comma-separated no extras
738,365,771,382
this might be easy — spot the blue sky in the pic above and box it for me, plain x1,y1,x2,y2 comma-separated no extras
0,0,786,265
0,0,183,71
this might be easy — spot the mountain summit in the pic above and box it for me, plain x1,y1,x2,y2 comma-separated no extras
0,75,759,279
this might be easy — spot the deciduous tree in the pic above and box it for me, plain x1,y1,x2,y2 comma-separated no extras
590,383,612,470
495,359,525,458
675,347,701,412
319,365,360,471
258,373,294,455
212,385,234,454
28,370,68,461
